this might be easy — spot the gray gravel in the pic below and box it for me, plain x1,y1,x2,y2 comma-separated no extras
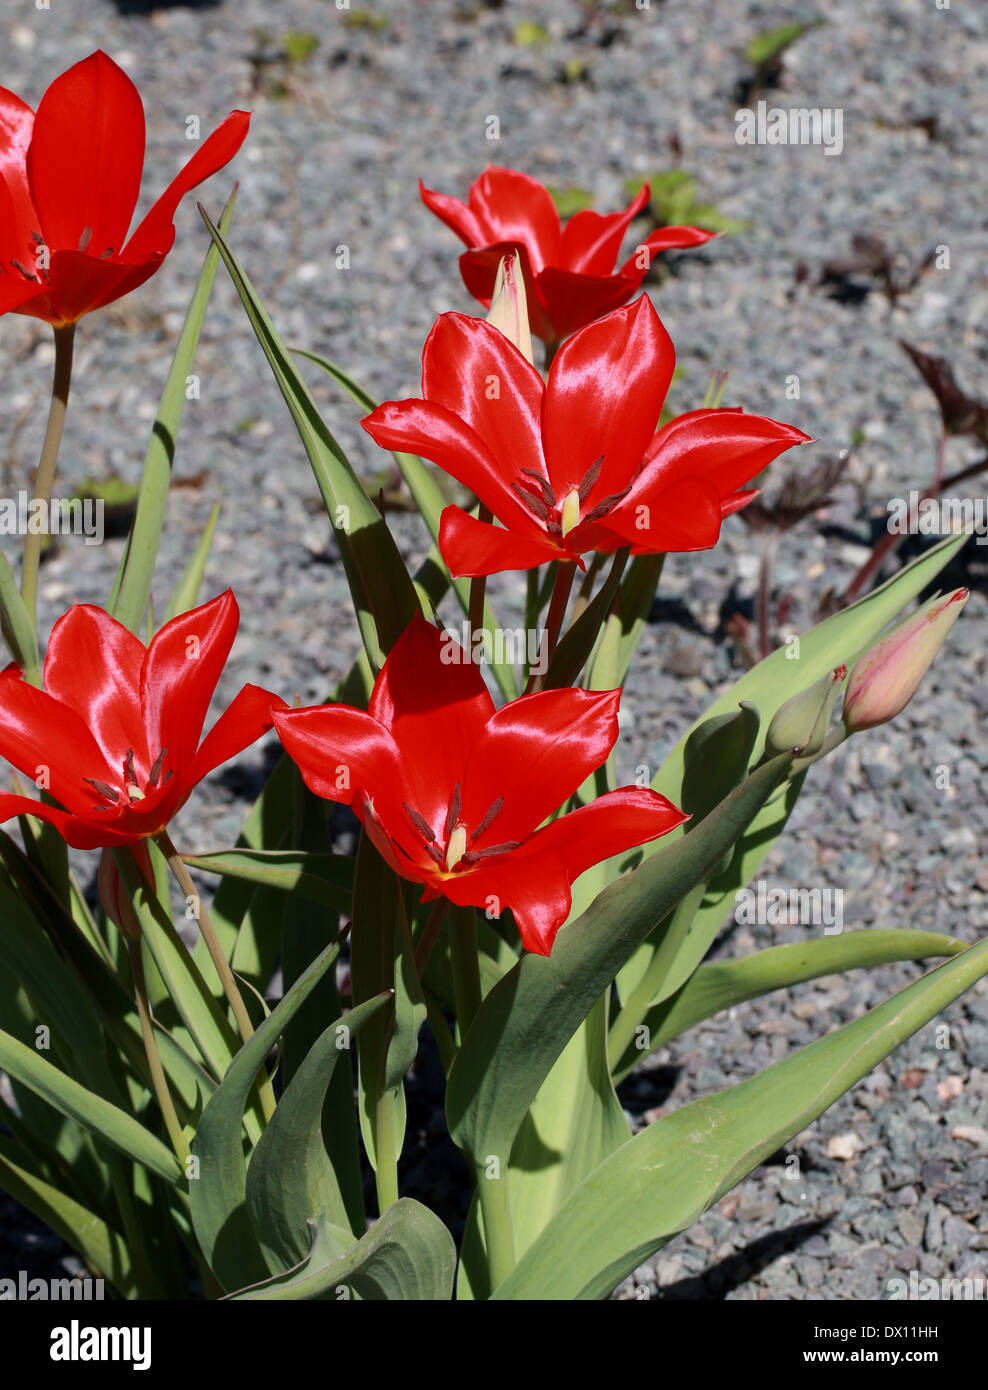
0,0,985,1299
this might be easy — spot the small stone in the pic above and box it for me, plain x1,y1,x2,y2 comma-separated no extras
827,1131,862,1160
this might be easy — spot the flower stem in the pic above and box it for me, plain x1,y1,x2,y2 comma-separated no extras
477,1157,515,1292
525,559,576,693
468,506,492,661
414,898,448,978
449,905,482,1039
155,830,276,1122
374,1087,401,1213
21,323,75,631
127,936,190,1166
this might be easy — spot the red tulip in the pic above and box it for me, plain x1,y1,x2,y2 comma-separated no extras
0,592,285,849
273,615,686,955
421,166,716,344
363,296,810,578
0,50,249,326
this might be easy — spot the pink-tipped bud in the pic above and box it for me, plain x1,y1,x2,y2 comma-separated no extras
486,253,534,366
842,588,969,733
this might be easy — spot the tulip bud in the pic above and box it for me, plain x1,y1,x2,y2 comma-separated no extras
486,253,535,366
842,588,969,733
765,665,847,758
98,844,152,941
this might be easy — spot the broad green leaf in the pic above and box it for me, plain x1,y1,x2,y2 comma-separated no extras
446,754,791,1171
293,348,518,699
200,210,420,668
111,189,236,634
245,994,391,1270
0,1136,138,1297
226,1201,456,1301
615,532,969,1043
611,928,967,1081
189,932,345,1290
495,932,988,1299
0,1028,180,1185
165,501,220,622
183,848,354,914
457,994,629,1301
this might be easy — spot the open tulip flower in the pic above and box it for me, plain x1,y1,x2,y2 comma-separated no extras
0,50,249,326
0,592,285,849
274,615,686,955
421,165,716,344
364,295,810,578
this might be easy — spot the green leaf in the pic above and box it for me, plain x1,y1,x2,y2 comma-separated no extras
0,549,40,682
292,348,518,700
495,932,988,1299
611,929,968,1081
745,20,819,69
189,932,347,1290
446,754,791,1172
0,1135,138,1297
200,210,420,669
0,1028,180,1184
111,188,236,634
182,848,354,914
226,1201,456,1301
244,994,392,1270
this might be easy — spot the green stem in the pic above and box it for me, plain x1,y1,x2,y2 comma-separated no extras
468,506,492,661
477,1157,515,1292
127,936,190,1165
374,1087,401,1213
22,323,75,631
414,898,448,978
525,559,576,693
449,905,482,1039
155,830,277,1122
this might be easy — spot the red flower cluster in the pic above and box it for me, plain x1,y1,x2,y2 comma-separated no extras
365,296,810,577
0,51,248,326
421,166,715,343
275,618,686,955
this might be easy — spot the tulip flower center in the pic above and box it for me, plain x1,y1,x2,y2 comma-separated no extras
509,456,631,546
84,747,172,811
401,784,521,876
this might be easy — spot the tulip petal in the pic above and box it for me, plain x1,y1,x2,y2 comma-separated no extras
0,666,114,813
438,505,560,578
438,849,573,957
608,474,725,553
637,408,811,501
542,296,675,500
460,688,622,843
0,87,40,267
527,786,688,882
362,398,544,538
419,179,486,248
420,313,547,485
123,110,250,262
28,51,145,258
367,615,494,832
616,225,718,278
467,166,561,273
556,183,649,277
533,266,646,343
0,793,138,850
181,684,287,791
43,604,147,776
140,591,239,770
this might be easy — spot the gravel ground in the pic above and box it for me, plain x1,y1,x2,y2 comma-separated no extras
0,0,985,1299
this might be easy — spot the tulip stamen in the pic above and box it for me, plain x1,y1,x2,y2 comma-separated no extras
77,226,92,253
577,455,603,503
520,469,557,507
510,481,550,522
403,802,436,842
9,259,38,283
461,840,523,863
443,783,462,840
472,796,503,840
582,484,633,525
83,777,120,804
147,747,169,789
